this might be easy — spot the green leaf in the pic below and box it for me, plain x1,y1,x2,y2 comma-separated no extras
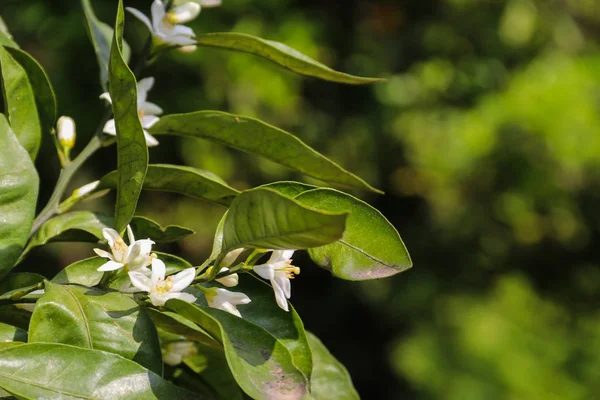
147,309,221,349
295,188,412,280
195,33,384,85
81,0,131,91
222,187,348,253
0,343,198,399
0,115,39,277
5,47,57,134
0,273,44,296
51,257,106,287
100,164,239,206
0,17,18,48
0,46,42,159
149,112,381,193
166,299,310,400
109,0,148,233
0,306,31,331
129,216,194,243
0,322,26,343
307,332,359,400
199,211,227,272
183,345,243,400
261,181,317,198
21,211,112,260
224,275,312,379
29,282,163,374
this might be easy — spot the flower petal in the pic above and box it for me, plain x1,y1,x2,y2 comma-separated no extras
140,115,160,129
271,279,289,311
163,292,197,304
254,264,275,280
129,271,153,292
169,3,201,24
137,77,155,105
143,131,160,147
126,225,135,244
151,0,166,34
140,101,163,116
97,260,125,272
165,35,197,46
99,92,112,104
151,258,167,283
275,275,291,299
126,7,155,33
102,228,121,247
171,24,195,38
102,119,116,135
93,248,114,260
267,250,285,264
218,301,242,318
281,250,295,261
170,267,196,292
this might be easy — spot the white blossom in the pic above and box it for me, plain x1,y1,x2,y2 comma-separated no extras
129,258,196,306
253,250,299,312
215,267,239,287
127,0,199,47
162,341,197,366
94,226,155,272
57,116,76,150
101,77,161,147
204,287,250,318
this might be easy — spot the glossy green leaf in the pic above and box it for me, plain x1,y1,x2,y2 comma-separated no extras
0,343,198,399
100,164,239,206
0,306,31,331
222,187,348,253
183,345,243,400
195,33,384,85
199,212,227,272
51,257,106,287
223,275,312,379
166,299,310,400
29,282,163,374
307,332,359,400
109,0,148,233
81,0,131,90
21,211,112,259
0,273,44,296
0,322,26,343
6,47,56,134
149,112,381,193
0,17,18,48
130,216,195,243
0,46,41,159
0,115,38,277
295,188,412,280
147,309,220,349
261,181,317,198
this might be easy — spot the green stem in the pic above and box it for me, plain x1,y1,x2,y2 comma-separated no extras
30,135,103,234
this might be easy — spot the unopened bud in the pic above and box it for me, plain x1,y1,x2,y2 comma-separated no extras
72,180,100,199
215,267,239,287
177,45,197,53
57,116,76,150
167,2,201,24
221,248,244,267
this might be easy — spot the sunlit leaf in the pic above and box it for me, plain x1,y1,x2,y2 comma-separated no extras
29,282,163,374
5,47,56,135
221,187,347,254
295,188,412,280
0,46,41,159
166,299,310,400
0,322,26,343
149,111,381,193
307,331,359,400
0,115,38,277
195,32,384,84
0,16,18,48
0,343,198,399
81,0,131,90
109,0,148,233
261,181,317,198
147,309,221,349
51,257,105,287
100,164,239,206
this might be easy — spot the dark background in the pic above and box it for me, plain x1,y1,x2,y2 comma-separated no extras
3,0,600,398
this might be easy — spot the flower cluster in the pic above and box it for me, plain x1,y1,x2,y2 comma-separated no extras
93,228,300,317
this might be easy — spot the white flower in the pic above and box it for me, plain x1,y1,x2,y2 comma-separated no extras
72,180,100,199
94,226,155,272
204,287,250,318
127,0,199,47
129,258,197,306
174,0,222,8
215,267,238,287
57,116,76,150
162,341,197,366
101,77,161,147
253,250,299,312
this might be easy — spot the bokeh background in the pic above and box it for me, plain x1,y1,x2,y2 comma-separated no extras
3,0,600,398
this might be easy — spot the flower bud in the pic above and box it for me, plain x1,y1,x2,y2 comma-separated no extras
167,2,201,24
221,248,244,267
177,45,197,53
72,180,100,199
57,116,76,150
215,267,239,287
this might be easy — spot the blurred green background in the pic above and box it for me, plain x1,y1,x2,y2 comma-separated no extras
3,0,600,398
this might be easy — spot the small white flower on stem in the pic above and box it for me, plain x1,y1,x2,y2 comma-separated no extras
127,0,199,47
57,116,76,150
163,341,197,366
253,250,299,312
204,287,250,318
94,226,155,272
72,180,100,199
215,267,239,287
101,77,161,147
129,258,197,307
